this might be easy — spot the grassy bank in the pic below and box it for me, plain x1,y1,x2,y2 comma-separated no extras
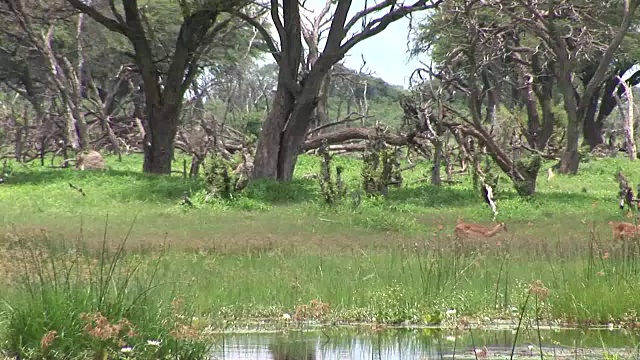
1,153,640,357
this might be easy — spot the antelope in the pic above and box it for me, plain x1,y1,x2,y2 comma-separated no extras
608,221,640,240
454,221,507,238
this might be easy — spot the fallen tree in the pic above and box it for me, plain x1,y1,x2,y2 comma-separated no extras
300,127,427,151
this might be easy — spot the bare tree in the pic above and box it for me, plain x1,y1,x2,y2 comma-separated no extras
506,0,640,173
240,0,443,181
2,0,90,156
417,0,547,196
65,0,254,174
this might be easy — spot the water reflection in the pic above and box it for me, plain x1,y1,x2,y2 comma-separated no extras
210,327,640,359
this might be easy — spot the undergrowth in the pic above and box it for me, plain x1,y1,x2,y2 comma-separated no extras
0,219,211,359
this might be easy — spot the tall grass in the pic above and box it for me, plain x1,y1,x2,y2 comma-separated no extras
0,219,211,359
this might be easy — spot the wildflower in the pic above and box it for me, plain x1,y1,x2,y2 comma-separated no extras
608,323,614,331
528,280,549,301
282,313,291,320
121,347,133,353
146,340,161,346
445,335,456,342
40,330,57,350
446,309,457,316
527,344,533,351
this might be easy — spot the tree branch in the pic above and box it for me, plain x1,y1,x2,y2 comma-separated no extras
235,11,281,63
340,0,444,55
66,0,128,35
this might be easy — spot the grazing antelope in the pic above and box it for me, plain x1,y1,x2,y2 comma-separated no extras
608,221,640,240
454,221,507,238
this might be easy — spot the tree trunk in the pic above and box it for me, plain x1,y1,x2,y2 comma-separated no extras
558,70,580,174
253,82,296,179
71,105,89,150
431,139,443,185
537,95,555,149
251,0,302,180
142,104,180,174
582,89,604,149
619,75,636,160
277,91,320,180
190,155,202,177
313,70,331,135
530,54,555,149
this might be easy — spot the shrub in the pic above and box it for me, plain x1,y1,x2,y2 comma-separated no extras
361,126,402,197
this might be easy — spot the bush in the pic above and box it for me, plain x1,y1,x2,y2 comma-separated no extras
361,126,402,197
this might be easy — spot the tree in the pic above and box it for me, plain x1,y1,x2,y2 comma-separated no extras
65,0,255,174
241,0,443,181
0,0,94,161
415,0,640,175
508,0,639,173
410,0,557,195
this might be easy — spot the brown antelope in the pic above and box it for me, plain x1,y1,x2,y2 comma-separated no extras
608,221,640,240
454,221,507,238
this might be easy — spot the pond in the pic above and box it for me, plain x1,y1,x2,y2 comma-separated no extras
209,326,640,359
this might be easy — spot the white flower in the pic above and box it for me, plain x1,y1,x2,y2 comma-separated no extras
147,340,161,346
445,336,456,342
121,347,133,353
446,309,457,316
527,345,534,351
608,323,614,330
282,313,291,320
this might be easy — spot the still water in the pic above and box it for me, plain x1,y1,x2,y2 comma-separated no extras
209,327,640,359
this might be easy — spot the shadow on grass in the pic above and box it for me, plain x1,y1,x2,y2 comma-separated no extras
6,167,320,205
387,182,602,209
387,184,477,208
6,168,203,201
239,178,319,204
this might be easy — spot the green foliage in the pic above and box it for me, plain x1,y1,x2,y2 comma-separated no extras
317,141,347,205
361,127,403,197
513,155,542,197
203,154,243,200
369,284,421,324
241,111,264,140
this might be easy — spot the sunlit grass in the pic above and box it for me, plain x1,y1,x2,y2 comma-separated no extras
1,152,635,244
1,152,640,358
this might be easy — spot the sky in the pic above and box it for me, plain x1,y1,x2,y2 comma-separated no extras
260,0,431,88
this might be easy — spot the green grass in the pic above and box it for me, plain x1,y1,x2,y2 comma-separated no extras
1,152,640,357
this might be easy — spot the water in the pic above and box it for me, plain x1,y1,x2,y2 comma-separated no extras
209,327,640,359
